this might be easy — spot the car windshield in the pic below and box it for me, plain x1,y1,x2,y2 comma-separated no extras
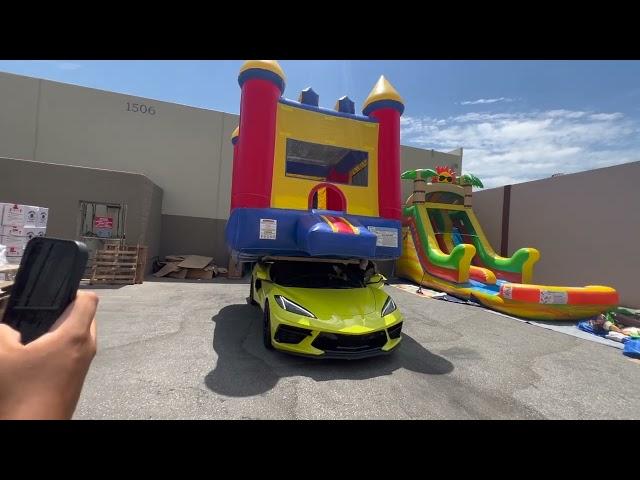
269,261,366,289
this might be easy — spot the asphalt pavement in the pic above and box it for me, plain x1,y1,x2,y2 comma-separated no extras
74,278,640,419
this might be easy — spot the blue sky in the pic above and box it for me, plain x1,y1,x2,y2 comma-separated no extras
2,60,639,188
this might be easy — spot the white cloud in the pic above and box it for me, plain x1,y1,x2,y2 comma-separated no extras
589,112,624,121
460,97,513,105
56,62,82,71
401,109,640,188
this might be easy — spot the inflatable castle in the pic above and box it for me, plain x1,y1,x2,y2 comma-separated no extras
226,60,404,262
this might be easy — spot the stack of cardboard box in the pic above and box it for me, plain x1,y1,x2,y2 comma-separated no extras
0,203,49,268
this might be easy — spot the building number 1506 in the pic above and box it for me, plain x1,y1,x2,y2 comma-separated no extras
126,102,156,115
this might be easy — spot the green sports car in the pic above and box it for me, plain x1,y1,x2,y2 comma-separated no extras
249,259,403,359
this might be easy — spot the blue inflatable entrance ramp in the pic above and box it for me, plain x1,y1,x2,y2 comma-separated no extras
225,207,402,260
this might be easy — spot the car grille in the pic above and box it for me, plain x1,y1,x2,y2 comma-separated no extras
312,330,388,353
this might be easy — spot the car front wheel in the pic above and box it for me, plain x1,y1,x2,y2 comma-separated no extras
262,301,274,350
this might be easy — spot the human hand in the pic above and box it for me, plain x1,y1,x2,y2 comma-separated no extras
0,291,98,419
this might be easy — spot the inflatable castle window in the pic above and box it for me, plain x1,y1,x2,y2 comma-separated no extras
226,60,405,261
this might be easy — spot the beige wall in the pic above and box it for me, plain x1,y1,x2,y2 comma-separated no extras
471,186,503,251
474,162,640,308
159,215,228,266
0,71,235,220
0,73,39,160
33,78,235,219
0,157,163,271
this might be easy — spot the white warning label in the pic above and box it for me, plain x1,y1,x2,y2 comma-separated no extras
539,290,568,304
367,226,398,248
259,219,277,240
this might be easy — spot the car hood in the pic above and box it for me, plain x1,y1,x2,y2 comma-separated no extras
272,285,380,319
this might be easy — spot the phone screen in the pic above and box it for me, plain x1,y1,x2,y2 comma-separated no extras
2,238,87,343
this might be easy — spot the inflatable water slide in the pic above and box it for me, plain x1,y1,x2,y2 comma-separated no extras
396,168,619,320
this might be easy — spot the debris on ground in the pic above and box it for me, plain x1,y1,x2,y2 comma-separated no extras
152,255,228,280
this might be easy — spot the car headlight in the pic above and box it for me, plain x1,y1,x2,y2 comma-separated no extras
381,296,397,316
274,295,316,318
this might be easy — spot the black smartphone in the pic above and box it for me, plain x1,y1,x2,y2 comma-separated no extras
1,237,88,344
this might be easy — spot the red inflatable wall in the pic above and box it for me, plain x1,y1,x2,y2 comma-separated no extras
371,108,401,220
232,78,280,209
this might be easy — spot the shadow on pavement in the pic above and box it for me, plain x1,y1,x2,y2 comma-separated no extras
204,303,454,397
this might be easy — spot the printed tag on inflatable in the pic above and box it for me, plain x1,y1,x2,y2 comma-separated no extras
502,285,512,300
259,219,277,240
539,290,568,304
367,226,398,248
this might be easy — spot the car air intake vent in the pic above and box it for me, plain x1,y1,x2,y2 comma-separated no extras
387,322,403,339
274,324,312,344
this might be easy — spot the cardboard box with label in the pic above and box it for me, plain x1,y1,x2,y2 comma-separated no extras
1,225,46,239
1,203,48,228
0,236,27,257
24,206,39,226
37,207,49,228
1,204,25,226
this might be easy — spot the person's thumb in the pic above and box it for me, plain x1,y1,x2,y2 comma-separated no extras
0,323,22,346
48,291,99,337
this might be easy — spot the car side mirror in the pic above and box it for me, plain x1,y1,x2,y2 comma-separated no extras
255,264,269,281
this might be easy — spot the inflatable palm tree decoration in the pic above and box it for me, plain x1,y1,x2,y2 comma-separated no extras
400,168,437,181
455,170,483,208
458,172,484,188
401,166,484,205
401,169,436,204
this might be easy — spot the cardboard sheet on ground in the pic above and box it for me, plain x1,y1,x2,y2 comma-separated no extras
152,262,181,277
168,269,188,279
177,255,214,269
186,269,214,280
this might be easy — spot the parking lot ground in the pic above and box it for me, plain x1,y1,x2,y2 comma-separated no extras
74,278,640,419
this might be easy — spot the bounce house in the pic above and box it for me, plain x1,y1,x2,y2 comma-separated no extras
225,60,404,262
396,168,620,320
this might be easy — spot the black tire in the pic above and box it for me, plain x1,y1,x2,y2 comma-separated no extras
262,301,274,350
249,277,258,306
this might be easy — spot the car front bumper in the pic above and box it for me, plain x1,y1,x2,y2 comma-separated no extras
269,306,403,359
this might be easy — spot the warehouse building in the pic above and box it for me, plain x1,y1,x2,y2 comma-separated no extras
0,70,463,268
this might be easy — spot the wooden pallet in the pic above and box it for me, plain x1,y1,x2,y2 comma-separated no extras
227,253,243,279
104,239,125,249
135,246,148,284
82,240,125,280
90,245,140,285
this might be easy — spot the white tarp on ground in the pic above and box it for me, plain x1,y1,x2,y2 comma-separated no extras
389,282,624,350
